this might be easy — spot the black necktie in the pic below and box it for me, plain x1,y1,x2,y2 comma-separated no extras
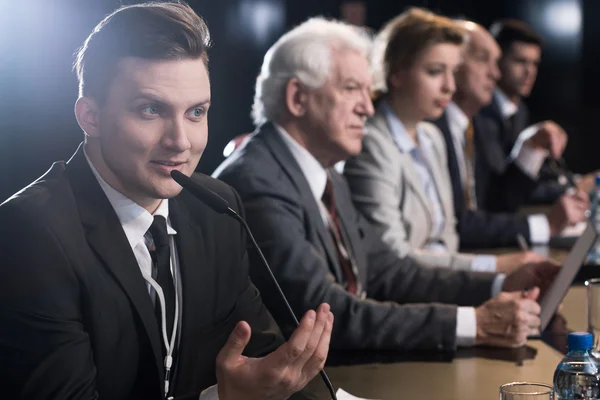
149,216,175,340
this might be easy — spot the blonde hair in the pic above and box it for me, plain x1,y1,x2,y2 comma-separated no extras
371,8,466,95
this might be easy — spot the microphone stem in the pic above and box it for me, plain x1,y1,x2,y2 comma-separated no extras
228,208,338,400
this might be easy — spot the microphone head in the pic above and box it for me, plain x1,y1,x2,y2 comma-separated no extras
170,170,230,214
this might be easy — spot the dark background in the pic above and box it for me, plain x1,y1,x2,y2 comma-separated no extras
0,0,594,201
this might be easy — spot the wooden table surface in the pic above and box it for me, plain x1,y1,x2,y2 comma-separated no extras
311,340,563,399
306,248,591,399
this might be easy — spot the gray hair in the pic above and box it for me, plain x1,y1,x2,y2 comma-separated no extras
252,17,372,126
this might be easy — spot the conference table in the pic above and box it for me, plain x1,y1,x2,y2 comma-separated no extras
306,248,596,399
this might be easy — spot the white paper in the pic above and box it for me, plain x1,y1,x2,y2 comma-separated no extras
336,388,380,400
559,221,587,237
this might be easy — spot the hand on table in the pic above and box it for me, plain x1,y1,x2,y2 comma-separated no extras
475,287,541,347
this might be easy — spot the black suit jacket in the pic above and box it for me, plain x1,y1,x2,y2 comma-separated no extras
480,98,566,205
213,123,496,352
481,95,530,155
0,146,285,399
433,112,533,248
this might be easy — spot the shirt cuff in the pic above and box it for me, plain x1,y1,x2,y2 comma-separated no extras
470,255,497,272
491,273,506,297
459,275,506,347
527,214,551,244
510,124,548,178
200,385,219,400
455,307,477,347
423,241,449,253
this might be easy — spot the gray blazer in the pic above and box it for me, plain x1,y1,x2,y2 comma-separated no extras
213,123,496,352
345,106,476,270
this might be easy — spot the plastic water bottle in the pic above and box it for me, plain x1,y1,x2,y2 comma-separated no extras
587,175,600,264
554,332,600,399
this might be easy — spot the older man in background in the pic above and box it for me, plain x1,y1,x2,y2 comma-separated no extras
214,17,560,353
432,21,588,249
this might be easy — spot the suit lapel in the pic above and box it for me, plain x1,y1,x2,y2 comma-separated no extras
65,146,164,380
258,125,344,282
513,103,529,138
473,114,506,205
400,156,434,226
372,110,433,229
474,115,505,168
424,128,454,222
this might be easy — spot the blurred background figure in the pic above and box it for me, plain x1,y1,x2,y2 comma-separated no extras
345,8,543,273
339,0,374,37
340,0,367,26
215,14,559,353
432,20,588,248
485,19,597,203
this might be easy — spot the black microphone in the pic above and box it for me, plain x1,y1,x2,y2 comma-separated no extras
171,170,337,400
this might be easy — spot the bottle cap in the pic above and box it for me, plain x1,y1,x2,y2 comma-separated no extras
568,332,593,351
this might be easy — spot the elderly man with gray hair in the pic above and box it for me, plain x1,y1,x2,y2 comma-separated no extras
214,17,559,351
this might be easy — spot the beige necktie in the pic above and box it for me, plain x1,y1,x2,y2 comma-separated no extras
464,121,475,210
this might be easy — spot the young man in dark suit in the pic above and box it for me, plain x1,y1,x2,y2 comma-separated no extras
433,21,588,248
484,19,597,203
0,3,333,399
214,17,560,353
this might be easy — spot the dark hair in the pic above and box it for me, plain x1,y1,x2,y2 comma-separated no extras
74,1,211,103
489,19,542,53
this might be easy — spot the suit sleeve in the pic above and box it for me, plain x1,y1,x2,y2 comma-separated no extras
457,209,531,249
219,170,495,352
485,162,541,213
344,127,473,271
228,187,322,400
0,204,98,399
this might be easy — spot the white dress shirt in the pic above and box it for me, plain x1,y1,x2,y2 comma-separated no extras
381,102,496,273
446,102,551,244
274,123,495,347
494,89,548,179
84,150,218,399
275,124,330,223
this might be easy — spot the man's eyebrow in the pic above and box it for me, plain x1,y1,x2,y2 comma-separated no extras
189,99,211,109
131,93,169,105
131,93,211,109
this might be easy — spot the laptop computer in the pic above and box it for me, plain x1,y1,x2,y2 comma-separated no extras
539,223,599,331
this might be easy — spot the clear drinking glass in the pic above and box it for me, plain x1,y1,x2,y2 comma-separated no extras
586,278,600,357
499,382,553,400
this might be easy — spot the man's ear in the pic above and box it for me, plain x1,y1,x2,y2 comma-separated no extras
74,97,101,138
284,77,309,117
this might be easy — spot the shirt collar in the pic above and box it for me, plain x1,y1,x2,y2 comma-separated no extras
83,146,177,250
273,123,328,203
381,101,417,153
446,101,470,134
381,101,435,154
494,89,518,119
